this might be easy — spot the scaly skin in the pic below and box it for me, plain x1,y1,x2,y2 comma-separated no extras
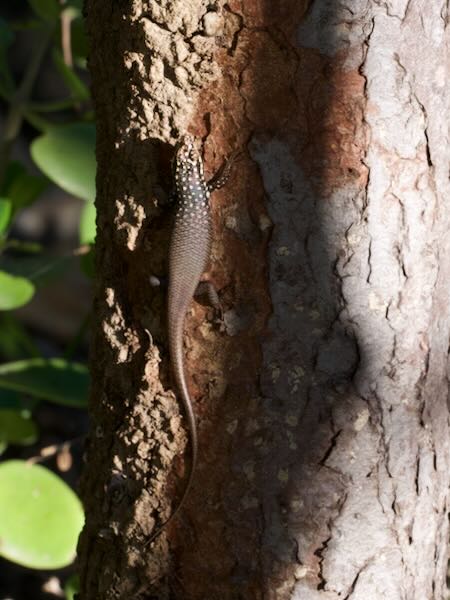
167,135,211,523
149,135,235,543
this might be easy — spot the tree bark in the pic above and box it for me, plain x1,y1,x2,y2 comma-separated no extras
78,0,450,598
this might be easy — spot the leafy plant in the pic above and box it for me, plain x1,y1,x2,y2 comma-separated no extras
0,358,89,407
64,574,80,600
0,0,94,586
0,409,38,453
0,460,84,569
0,0,96,318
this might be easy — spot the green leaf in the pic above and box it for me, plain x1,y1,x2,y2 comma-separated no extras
28,98,80,112
0,271,35,310
0,253,69,287
71,17,88,63
0,314,40,360
64,574,80,600
0,197,12,233
1,161,47,213
66,0,83,9
9,173,47,213
0,460,84,569
0,410,38,446
0,389,38,412
0,358,88,407
80,247,95,278
31,123,96,201
53,48,89,102
1,162,22,192
79,201,96,244
0,389,23,410
28,0,60,21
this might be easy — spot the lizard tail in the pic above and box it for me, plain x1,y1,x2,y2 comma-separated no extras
147,316,197,544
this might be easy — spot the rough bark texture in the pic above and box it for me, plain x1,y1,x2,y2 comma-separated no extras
79,0,450,598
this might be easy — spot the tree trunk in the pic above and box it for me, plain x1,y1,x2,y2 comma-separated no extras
78,0,450,598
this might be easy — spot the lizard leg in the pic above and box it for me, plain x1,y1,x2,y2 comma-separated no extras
195,280,221,310
150,276,220,313
151,276,222,320
207,148,242,192
195,280,224,326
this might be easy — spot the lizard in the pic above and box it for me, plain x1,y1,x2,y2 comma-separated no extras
148,134,238,543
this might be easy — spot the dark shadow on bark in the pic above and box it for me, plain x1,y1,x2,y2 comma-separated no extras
235,1,369,596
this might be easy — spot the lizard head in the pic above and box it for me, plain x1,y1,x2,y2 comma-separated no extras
174,134,204,183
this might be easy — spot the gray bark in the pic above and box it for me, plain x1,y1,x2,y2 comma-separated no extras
79,0,450,598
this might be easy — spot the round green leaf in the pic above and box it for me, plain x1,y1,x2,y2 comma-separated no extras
30,123,96,201
6,169,47,213
79,201,96,244
0,460,84,569
0,410,38,446
0,271,35,310
0,358,88,407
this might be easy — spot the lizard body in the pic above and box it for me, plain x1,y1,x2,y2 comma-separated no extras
149,135,236,543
